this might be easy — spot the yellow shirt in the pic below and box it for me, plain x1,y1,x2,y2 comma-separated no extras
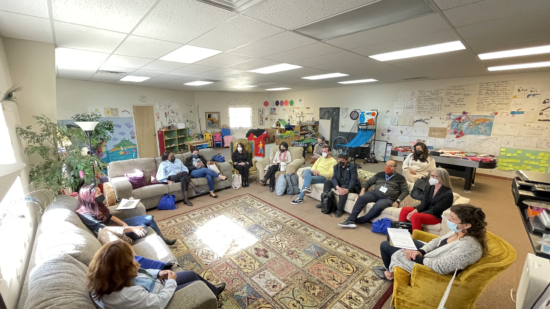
311,156,337,179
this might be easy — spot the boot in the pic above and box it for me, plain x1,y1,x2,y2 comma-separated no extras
183,191,193,207
162,236,177,245
189,182,206,195
260,177,268,186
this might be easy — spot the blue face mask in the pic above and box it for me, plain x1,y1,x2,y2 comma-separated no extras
446,220,462,232
193,154,198,158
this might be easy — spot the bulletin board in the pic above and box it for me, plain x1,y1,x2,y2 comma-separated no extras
498,147,550,173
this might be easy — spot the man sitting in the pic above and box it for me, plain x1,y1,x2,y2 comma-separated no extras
185,149,227,198
316,154,360,218
339,160,408,228
291,145,337,205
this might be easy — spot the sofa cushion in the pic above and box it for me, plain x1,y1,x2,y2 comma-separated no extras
36,225,101,266
150,169,160,184
46,194,79,212
42,206,89,233
109,158,156,178
132,235,177,264
199,148,216,161
133,184,169,200
126,169,146,189
25,254,96,309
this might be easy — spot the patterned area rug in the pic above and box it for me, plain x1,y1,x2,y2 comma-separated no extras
158,194,392,309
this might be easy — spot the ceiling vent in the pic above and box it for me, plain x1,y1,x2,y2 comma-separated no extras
196,0,266,12
404,76,429,80
96,70,127,75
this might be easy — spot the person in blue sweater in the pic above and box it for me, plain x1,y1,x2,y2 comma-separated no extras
157,151,205,206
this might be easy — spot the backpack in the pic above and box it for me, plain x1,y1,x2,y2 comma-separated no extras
212,154,225,162
320,191,336,214
158,194,178,210
410,176,429,200
275,174,287,196
372,218,392,234
285,173,300,196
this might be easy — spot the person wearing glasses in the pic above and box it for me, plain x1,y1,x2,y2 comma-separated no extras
398,167,454,232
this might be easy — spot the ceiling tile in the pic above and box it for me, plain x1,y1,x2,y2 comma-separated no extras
310,57,390,74
389,51,487,79
433,0,483,11
272,67,331,78
291,51,363,67
263,43,343,62
226,58,281,71
90,73,126,81
171,64,217,75
466,34,550,55
54,21,126,53
103,55,153,69
57,68,95,79
98,65,133,73
128,69,164,77
0,0,49,18
114,35,181,58
188,15,284,51
151,73,197,81
197,68,243,77
52,0,157,33
230,31,318,57
326,13,450,50
243,0,377,29
194,52,253,67
140,60,188,71
0,12,53,43
132,0,236,43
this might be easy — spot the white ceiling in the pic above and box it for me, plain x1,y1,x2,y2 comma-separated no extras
1,0,550,92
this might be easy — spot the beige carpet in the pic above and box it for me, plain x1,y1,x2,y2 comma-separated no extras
149,149,529,309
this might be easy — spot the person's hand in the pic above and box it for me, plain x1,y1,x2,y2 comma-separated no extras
406,209,418,221
167,271,177,281
404,250,422,261
125,226,146,237
409,169,417,175
312,170,319,176
195,162,200,167
392,202,399,208
340,188,349,195
158,270,170,279
359,189,365,197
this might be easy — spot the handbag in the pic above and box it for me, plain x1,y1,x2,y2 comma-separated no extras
372,218,392,234
212,154,225,162
158,194,177,210
207,162,221,174
232,174,242,189
391,221,413,234
320,191,336,214
280,162,287,172
410,176,429,201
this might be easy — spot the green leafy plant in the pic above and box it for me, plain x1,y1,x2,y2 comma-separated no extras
67,112,114,151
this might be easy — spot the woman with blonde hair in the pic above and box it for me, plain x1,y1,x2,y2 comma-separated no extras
87,241,225,309
402,142,436,183
398,167,454,232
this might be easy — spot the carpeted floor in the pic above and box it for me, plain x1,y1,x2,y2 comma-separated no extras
150,148,531,309
157,194,392,309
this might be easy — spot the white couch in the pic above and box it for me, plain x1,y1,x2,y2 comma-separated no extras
296,167,470,236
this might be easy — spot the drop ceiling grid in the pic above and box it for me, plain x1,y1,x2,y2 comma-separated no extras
0,0,50,18
262,42,344,63
54,21,127,53
0,11,54,43
228,31,319,58
113,35,182,59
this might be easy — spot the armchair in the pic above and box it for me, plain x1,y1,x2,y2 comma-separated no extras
229,139,257,180
392,230,516,309
256,146,305,181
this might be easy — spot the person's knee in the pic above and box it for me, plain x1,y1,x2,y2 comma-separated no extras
380,240,390,251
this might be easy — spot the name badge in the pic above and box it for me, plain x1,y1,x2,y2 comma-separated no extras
379,186,388,193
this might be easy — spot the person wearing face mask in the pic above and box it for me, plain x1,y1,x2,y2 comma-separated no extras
261,142,292,192
373,204,487,280
232,142,252,187
316,154,360,217
311,136,326,160
402,142,436,183
76,185,177,245
398,167,454,232
291,145,337,205
157,151,205,206
185,149,228,198
339,160,409,228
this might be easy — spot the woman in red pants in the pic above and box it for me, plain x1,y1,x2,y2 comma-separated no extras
399,167,454,232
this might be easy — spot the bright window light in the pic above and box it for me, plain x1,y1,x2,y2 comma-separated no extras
55,47,109,70
120,76,150,82
302,73,348,80
229,107,252,128
338,79,378,84
487,61,550,71
266,87,291,91
479,45,550,60
369,41,466,61
249,63,302,74
184,81,213,86
160,45,221,63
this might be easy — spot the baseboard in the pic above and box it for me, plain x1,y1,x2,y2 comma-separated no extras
475,173,513,181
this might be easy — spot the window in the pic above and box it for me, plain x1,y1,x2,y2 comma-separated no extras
229,107,252,128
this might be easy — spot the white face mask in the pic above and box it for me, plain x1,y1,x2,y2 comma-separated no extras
429,177,439,186
237,147,242,151
322,152,327,158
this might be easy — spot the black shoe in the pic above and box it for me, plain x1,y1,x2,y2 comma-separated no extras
334,211,343,218
316,204,322,209
216,282,226,297
162,237,177,245
372,266,387,279
163,262,175,270
338,219,356,228
210,193,218,198
185,201,193,206
270,187,274,193
290,198,303,205
260,178,267,186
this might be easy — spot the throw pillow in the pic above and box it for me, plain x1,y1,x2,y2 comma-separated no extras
125,170,146,189
97,227,133,245
103,182,116,206
150,169,160,184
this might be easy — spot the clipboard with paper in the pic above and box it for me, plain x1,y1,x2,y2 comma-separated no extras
387,228,417,250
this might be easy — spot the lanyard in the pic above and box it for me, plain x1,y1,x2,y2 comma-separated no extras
385,173,395,184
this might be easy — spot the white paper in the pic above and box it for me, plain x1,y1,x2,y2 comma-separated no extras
397,126,412,136
390,125,398,135
476,81,512,112
491,123,520,136
437,269,458,309
390,116,398,126
413,116,430,127
383,117,391,125
117,198,140,210
513,136,537,148
397,91,404,102
444,136,465,149
519,124,549,136
411,127,429,137
404,90,417,102
435,138,445,149
537,138,550,150
88,107,105,117
501,136,514,147
404,101,416,115
398,136,410,143
394,102,405,110
464,136,501,156
510,98,538,112
513,84,542,98
426,137,436,147
410,136,427,144
398,115,414,126
387,228,417,250
429,117,450,128
394,109,404,116
495,111,536,124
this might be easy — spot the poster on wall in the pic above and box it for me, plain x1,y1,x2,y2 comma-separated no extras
88,107,105,117
258,108,264,126
205,112,220,129
449,115,494,136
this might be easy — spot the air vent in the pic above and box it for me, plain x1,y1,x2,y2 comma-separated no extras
404,77,429,80
196,0,266,12
96,70,127,75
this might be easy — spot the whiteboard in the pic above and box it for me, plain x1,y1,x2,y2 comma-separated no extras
319,119,331,144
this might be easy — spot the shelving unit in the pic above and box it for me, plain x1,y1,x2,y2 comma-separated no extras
158,128,190,155
294,124,319,138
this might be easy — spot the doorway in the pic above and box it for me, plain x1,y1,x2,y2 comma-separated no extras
133,106,158,158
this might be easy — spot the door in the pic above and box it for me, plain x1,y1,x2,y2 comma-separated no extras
133,106,158,158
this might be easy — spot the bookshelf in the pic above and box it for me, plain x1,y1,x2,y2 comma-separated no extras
158,128,190,155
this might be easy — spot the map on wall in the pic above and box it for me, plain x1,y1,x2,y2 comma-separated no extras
449,114,494,137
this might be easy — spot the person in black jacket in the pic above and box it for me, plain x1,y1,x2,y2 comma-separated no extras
398,167,454,232
185,149,227,198
232,142,251,187
339,160,409,228
317,154,360,218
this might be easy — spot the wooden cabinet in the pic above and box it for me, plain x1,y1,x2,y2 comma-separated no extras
294,124,319,137
158,128,190,155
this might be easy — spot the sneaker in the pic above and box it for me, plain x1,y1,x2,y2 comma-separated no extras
338,219,356,228
302,186,312,194
291,198,303,205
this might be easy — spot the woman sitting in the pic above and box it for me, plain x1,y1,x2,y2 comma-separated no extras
399,167,454,232
232,142,251,188
76,185,177,245
260,142,291,192
373,204,487,280
402,142,436,183
157,151,205,206
88,241,225,309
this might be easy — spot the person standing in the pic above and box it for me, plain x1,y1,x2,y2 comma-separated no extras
185,149,228,198
157,151,205,206
232,142,251,188
317,154,360,218
260,142,291,192
402,142,436,183
291,145,337,205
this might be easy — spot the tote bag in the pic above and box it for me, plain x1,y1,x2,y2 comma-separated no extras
372,218,392,234
232,174,242,189
158,194,177,210
207,162,221,174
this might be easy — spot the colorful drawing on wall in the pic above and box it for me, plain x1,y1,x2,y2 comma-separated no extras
275,100,279,106
258,108,264,126
205,112,220,129
270,108,277,115
284,100,289,106
449,114,494,137
290,100,294,106
263,101,269,107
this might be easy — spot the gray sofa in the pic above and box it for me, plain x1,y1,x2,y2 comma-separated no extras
108,148,232,209
17,195,217,309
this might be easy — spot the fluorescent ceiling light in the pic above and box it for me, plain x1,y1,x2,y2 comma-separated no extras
185,81,213,86
55,47,109,70
266,87,291,91
302,73,348,80
369,41,466,61
487,61,550,71
338,79,378,84
478,44,550,60
120,76,150,82
160,45,221,64
249,63,302,74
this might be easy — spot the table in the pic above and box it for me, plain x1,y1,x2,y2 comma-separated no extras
184,140,207,151
292,138,317,159
392,151,497,192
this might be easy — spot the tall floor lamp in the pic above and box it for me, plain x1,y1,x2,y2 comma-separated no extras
75,121,99,185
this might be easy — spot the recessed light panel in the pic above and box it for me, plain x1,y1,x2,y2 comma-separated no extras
120,76,150,82
488,61,550,71
55,47,109,70
161,45,222,64
266,87,291,91
338,79,378,84
185,81,214,86
369,41,466,61
302,73,348,80
478,45,550,60
249,63,302,74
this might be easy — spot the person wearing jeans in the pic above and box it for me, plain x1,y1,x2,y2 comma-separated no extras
339,160,408,228
157,150,206,206
185,149,227,198
317,154,360,218
291,145,336,205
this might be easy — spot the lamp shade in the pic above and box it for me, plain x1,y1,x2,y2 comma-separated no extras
75,121,99,131
0,162,26,203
